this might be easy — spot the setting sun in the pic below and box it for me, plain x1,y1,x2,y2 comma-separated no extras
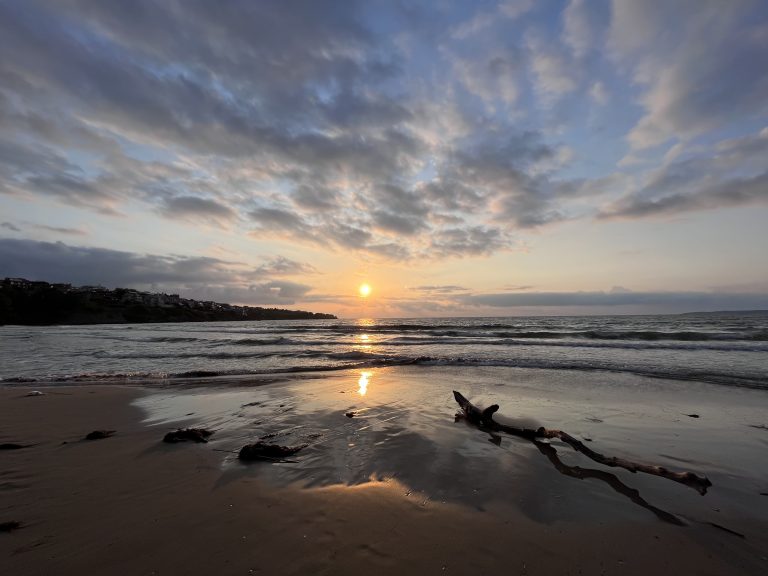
358,283,371,297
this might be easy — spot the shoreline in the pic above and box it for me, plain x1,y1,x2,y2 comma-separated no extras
2,370,768,574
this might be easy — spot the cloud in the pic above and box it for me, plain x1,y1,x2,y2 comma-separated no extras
0,0,763,271
562,0,598,59
600,171,768,219
159,196,237,227
2,221,87,235
0,0,587,263
458,290,768,310
249,207,312,236
451,0,532,39
600,127,768,218
255,256,318,276
32,224,88,236
609,0,768,149
589,81,610,105
0,238,315,305
413,285,468,294
452,52,522,107
526,34,578,104
430,226,509,258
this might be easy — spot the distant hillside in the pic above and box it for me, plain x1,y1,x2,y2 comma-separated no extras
0,278,336,325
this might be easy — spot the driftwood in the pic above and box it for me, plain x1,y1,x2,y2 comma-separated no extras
531,438,684,525
163,428,214,444
85,430,115,440
453,391,712,495
238,442,307,461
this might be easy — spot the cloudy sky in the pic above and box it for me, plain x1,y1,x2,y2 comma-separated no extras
1,0,767,317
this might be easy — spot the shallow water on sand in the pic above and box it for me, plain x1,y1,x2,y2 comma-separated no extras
133,366,768,537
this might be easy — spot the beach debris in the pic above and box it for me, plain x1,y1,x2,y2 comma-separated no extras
686,414,700,418
85,430,116,440
531,435,684,525
25,391,44,397
163,428,214,444
238,441,308,461
0,521,22,532
241,401,261,407
345,411,356,418
453,390,713,495
0,443,29,450
748,424,768,431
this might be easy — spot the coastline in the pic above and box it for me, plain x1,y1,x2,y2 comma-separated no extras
2,369,768,574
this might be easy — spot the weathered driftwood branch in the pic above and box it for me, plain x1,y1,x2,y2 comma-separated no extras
531,438,684,525
453,391,712,495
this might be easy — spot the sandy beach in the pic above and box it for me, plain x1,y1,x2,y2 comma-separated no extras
2,367,768,575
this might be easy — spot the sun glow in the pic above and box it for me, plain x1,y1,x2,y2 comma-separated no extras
358,283,372,297
358,371,371,396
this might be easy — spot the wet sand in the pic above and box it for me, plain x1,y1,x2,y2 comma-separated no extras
2,367,768,575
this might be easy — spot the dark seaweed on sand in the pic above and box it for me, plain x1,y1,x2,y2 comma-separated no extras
163,428,214,443
0,521,22,532
85,430,116,440
238,441,307,461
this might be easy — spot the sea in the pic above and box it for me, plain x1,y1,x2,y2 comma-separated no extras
1,312,767,390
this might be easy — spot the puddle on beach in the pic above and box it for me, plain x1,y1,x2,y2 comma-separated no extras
132,366,768,533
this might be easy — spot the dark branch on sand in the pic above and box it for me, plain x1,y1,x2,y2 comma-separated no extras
453,391,712,495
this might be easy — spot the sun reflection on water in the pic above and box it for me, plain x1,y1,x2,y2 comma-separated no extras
358,371,371,396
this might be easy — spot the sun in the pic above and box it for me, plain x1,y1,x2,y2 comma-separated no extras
358,283,372,297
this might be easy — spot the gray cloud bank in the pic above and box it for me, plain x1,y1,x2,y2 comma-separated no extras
458,290,768,313
0,238,315,306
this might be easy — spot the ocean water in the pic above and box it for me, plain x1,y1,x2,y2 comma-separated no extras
1,313,767,389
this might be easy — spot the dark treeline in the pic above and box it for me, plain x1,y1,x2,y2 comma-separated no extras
0,278,336,325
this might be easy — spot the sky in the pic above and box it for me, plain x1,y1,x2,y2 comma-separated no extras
1,0,767,318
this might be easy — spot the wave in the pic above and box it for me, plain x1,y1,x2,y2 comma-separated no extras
126,327,768,342
3,354,766,391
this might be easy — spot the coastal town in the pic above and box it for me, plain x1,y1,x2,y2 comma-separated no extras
0,278,336,325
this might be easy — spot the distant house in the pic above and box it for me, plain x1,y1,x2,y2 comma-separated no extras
120,290,144,304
